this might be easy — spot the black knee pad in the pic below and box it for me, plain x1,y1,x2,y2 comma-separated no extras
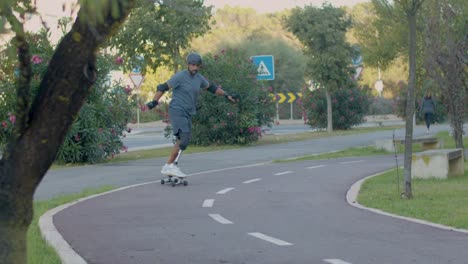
178,132,191,151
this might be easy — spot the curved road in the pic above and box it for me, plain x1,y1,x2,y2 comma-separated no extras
37,124,468,263
53,156,468,264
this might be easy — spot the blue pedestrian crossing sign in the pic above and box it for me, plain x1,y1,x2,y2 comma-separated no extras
251,55,275,80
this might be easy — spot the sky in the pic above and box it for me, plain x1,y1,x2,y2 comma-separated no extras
204,0,370,13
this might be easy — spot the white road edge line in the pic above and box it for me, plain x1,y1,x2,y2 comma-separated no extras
217,187,235,194
248,232,293,246
243,178,262,184
306,165,325,169
274,171,292,176
340,160,364,164
209,214,233,224
202,199,214,208
346,171,468,234
323,259,352,264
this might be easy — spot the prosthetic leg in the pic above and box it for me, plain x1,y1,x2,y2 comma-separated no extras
161,132,190,187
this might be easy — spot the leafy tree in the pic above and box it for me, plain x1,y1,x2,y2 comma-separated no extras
284,3,357,132
191,6,306,94
0,1,137,262
374,0,425,199
108,0,212,73
422,0,467,148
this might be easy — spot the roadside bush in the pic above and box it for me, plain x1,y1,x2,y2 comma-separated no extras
0,30,135,163
164,48,275,145
368,97,396,115
302,87,371,130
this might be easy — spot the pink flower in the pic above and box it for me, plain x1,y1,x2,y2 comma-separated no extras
1,121,8,129
124,85,133,95
121,146,128,152
8,113,16,124
268,86,273,92
74,134,81,141
31,55,43,64
115,56,124,65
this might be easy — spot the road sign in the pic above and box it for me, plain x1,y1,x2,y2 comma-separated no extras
287,93,296,103
251,55,275,80
129,73,145,88
270,92,302,103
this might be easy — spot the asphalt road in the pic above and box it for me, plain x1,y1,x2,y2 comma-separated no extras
52,155,468,264
36,124,468,264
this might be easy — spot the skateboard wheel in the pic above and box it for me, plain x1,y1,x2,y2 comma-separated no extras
161,179,165,184
183,180,188,186
171,182,176,187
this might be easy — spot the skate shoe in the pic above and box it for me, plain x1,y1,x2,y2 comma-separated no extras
161,163,186,177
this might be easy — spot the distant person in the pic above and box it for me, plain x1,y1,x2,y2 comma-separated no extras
145,52,238,177
420,93,436,133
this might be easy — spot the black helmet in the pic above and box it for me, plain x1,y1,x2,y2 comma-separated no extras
186,52,202,65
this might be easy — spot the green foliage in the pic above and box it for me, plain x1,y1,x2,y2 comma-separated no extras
284,3,356,90
0,30,135,163
56,53,135,164
190,6,306,94
108,0,212,72
368,96,396,115
302,87,371,130
190,48,275,145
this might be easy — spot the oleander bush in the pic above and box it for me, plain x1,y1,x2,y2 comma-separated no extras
0,29,135,163
163,48,275,145
302,87,371,130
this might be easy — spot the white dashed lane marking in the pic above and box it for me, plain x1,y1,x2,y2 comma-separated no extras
209,214,233,224
202,199,214,208
340,160,365,164
217,187,235,194
247,232,293,246
307,165,325,169
243,178,262,184
274,171,293,176
323,259,352,264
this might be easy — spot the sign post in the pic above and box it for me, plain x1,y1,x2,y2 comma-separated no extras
129,68,145,128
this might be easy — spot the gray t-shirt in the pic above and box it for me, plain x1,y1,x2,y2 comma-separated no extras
167,70,209,115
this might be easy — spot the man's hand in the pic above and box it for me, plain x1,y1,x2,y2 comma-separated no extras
146,100,159,110
224,92,239,103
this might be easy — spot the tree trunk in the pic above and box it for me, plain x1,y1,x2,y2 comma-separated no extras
402,10,418,199
0,163,32,264
0,1,136,263
326,89,333,133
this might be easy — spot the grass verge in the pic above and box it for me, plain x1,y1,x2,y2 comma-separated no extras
275,130,468,230
357,165,468,229
29,186,115,264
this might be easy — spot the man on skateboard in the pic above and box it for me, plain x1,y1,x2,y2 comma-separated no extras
146,52,237,177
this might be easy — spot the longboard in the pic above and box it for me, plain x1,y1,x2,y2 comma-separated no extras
161,174,188,187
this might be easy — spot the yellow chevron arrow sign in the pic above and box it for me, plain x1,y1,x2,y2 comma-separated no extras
277,93,287,103
287,92,296,103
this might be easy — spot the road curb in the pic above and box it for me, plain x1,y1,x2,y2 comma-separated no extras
346,171,468,235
